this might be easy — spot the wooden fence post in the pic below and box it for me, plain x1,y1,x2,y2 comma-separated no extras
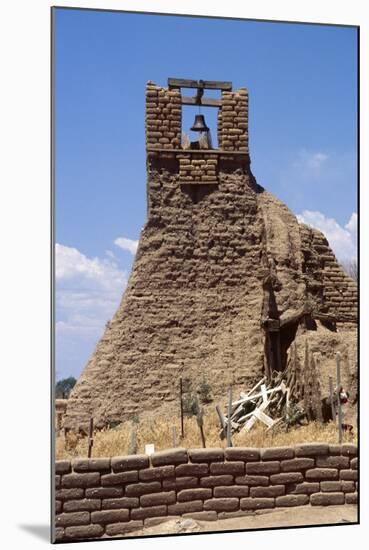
179,377,184,439
227,386,233,448
336,352,343,444
216,404,226,440
329,375,336,424
88,418,94,458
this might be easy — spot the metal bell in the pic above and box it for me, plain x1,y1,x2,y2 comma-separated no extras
190,114,209,132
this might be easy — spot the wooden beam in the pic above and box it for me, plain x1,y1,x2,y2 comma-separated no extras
168,78,232,91
181,96,221,107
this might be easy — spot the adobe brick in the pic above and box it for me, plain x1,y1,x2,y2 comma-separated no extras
316,456,349,469
163,476,198,490
55,500,62,513
275,494,309,507
295,444,329,457
55,475,61,489
188,448,224,462
62,473,100,488
281,458,314,472
102,497,139,509
111,454,149,472
306,468,338,481
351,458,358,469
91,509,129,524
340,469,357,481
341,444,357,457
310,492,345,505
270,472,303,485
140,491,176,507
56,512,90,528
204,498,239,512
105,521,143,536
72,458,111,472
151,448,188,466
240,498,274,510
55,461,71,475
341,481,355,493
177,488,212,502
55,488,84,501
200,475,234,487
224,447,260,461
175,463,208,476
85,487,123,499
168,500,204,515
246,461,280,475
64,525,104,540
290,482,320,495
125,481,162,497
54,528,65,542
261,447,294,460
101,471,138,486
250,485,285,498
210,461,244,475
214,486,249,498
144,516,179,527
320,481,342,492
345,492,357,504
131,505,167,520
139,465,175,481
64,499,101,512
235,475,268,486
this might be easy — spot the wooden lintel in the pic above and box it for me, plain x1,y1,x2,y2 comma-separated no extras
168,78,232,91
181,96,221,107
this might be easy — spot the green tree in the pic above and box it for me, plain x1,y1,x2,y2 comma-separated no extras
55,376,77,399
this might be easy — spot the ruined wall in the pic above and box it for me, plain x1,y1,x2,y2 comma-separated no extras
64,80,357,431
54,443,358,541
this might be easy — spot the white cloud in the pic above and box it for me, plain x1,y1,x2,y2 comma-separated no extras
297,210,357,261
114,236,138,255
292,149,329,172
55,244,128,378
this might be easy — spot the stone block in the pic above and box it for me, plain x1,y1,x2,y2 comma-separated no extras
281,458,315,472
275,494,309,507
310,492,345,506
56,512,90,528
125,481,162,497
188,448,224,462
177,488,212,502
63,499,101,512
151,448,188,466
305,468,338,481
210,461,244,475
102,497,139,509
64,525,104,540
204,498,239,512
91,509,129,524
240,498,274,510
62,473,100,488
295,444,329,457
140,491,176,507
101,471,138,486
260,447,294,460
246,461,280,475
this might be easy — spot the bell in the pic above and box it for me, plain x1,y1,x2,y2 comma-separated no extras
190,114,209,132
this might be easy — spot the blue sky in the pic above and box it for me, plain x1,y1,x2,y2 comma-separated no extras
54,8,358,380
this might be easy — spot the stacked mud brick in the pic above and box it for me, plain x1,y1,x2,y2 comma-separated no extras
178,153,218,184
299,224,357,323
54,443,357,541
218,89,248,152
145,82,182,149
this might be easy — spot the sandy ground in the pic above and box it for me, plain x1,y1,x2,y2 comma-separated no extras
126,505,357,537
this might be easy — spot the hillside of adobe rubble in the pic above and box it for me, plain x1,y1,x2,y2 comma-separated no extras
63,80,357,431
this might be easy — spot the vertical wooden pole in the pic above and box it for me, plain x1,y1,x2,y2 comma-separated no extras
336,352,343,444
227,386,233,448
88,417,94,458
329,375,336,424
195,395,206,448
172,426,177,448
179,377,184,439
216,405,226,439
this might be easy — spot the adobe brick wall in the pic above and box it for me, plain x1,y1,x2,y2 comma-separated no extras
54,443,358,541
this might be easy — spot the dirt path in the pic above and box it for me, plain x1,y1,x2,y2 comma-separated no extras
127,505,357,537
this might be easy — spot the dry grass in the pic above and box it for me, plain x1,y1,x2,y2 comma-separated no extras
55,408,356,460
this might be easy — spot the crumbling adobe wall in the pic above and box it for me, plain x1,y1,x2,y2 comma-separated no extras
63,80,357,431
